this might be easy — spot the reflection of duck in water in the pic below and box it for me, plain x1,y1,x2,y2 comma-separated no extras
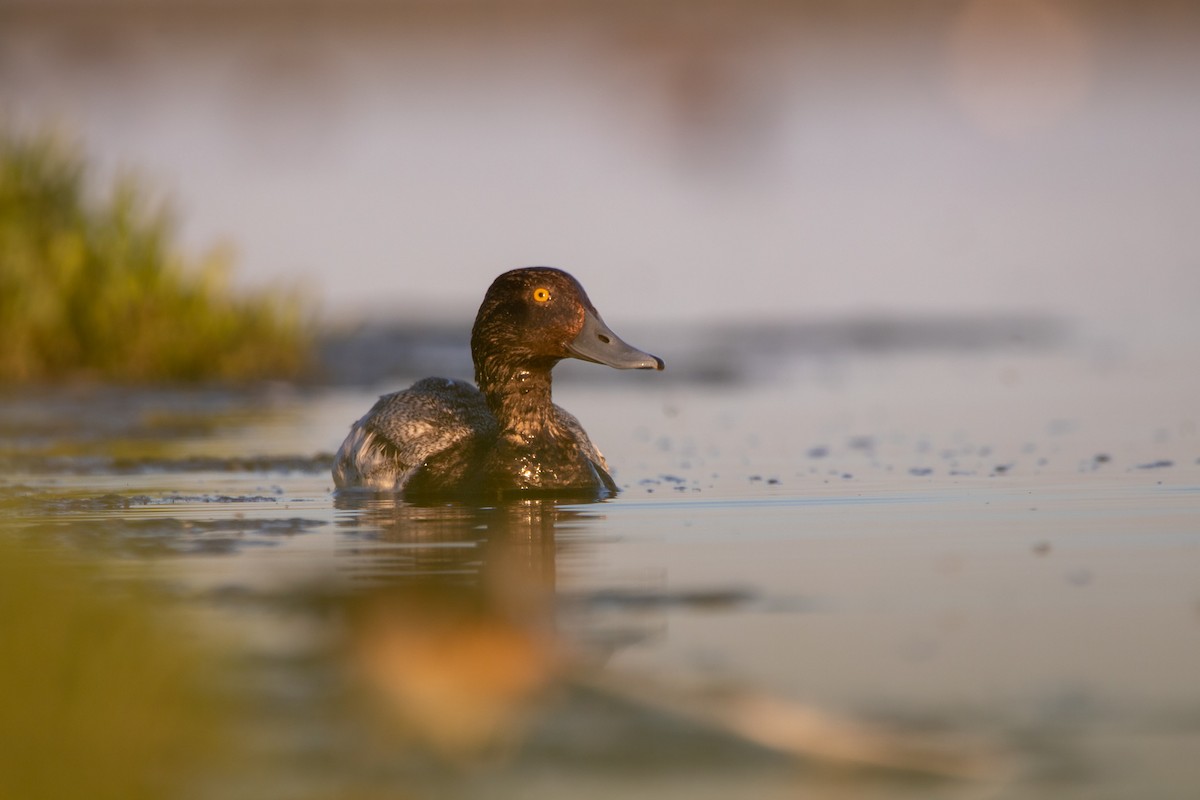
334,267,663,497
338,496,991,777
344,497,579,758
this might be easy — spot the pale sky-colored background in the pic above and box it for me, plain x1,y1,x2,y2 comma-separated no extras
3,0,1198,346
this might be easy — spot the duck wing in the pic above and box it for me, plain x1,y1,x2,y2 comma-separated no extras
553,405,619,494
333,377,497,491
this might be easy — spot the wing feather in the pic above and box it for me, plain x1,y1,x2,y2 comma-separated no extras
333,377,496,491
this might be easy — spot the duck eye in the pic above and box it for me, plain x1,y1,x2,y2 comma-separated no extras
532,287,552,303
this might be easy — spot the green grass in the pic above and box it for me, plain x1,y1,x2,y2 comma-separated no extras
0,128,313,383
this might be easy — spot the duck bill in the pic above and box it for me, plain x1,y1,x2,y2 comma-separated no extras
567,309,664,370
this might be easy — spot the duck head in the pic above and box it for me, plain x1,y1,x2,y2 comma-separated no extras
470,267,664,377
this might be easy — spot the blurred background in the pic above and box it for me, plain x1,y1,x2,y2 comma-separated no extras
3,0,1198,351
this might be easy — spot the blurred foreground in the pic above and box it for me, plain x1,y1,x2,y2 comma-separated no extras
0,538,229,800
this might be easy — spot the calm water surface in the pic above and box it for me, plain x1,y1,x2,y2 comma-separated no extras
3,343,1199,798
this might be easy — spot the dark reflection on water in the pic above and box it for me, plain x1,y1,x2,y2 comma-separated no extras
329,496,584,761
331,494,667,665
23,514,326,558
294,494,836,794
310,494,991,789
4,453,335,476
334,493,581,585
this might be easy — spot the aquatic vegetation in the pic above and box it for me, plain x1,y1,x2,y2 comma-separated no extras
0,127,312,383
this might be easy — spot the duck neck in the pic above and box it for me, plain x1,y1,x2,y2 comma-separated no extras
476,360,557,439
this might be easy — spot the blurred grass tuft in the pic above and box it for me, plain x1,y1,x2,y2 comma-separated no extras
0,127,313,383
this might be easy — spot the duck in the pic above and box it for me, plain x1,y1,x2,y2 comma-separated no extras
333,267,664,498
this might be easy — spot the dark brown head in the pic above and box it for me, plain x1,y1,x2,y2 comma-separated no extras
470,267,664,379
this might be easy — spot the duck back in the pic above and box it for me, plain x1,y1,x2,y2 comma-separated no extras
333,377,497,492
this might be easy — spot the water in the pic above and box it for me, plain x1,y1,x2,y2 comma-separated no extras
4,335,1199,798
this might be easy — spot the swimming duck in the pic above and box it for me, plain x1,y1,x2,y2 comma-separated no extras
333,267,663,498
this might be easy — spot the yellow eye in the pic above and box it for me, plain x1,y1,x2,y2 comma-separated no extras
532,287,552,303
